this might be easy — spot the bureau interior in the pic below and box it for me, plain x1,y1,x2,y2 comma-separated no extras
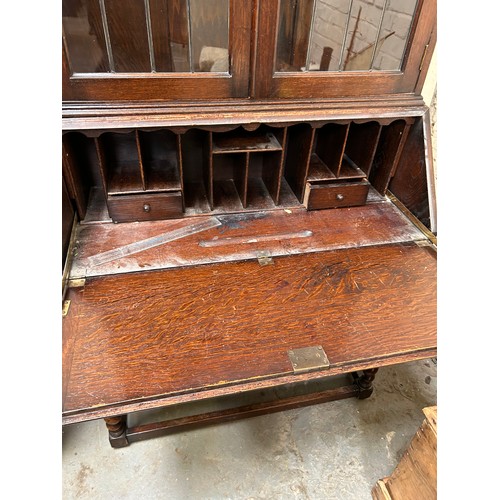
63,116,431,227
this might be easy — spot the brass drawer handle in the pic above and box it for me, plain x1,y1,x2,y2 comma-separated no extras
143,203,151,212
336,193,344,201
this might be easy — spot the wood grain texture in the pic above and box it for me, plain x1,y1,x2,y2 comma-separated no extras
62,96,427,131
304,181,369,210
63,242,435,423
105,0,151,72
315,123,350,177
388,114,434,231
284,124,315,201
372,406,437,499
344,121,382,176
69,200,424,279
106,191,183,222
370,120,410,194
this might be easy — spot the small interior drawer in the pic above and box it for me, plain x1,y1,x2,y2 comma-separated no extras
107,192,183,222
304,181,369,210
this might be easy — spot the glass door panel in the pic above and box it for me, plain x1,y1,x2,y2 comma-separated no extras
62,0,246,100
275,0,418,73
256,0,435,98
63,0,229,74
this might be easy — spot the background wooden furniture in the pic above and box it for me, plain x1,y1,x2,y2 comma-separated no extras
372,406,437,499
62,0,437,447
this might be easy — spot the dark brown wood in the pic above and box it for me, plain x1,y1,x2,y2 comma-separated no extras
149,0,173,72
320,47,333,71
104,0,151,72
106,191,183,223
370,120,412,195
315,123,350,177
388,113,435,231
61,0,437,447
275,0,314,71
355,368,379,399
125,380,365,443
137,130,182,192
212,132,282,153
62,136,89,220
62,0,252,101
344,122,383,176
62,96,428,131
234,152,250,207
104,416,129,448
304,181,370,210
62,177,75,270
68,200,426,279
62,242,436,424
254,0,436,99
284,124,315,201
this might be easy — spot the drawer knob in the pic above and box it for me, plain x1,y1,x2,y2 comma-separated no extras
336,193,344,201
143,203,151,212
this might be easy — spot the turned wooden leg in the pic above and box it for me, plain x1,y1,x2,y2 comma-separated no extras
104,415,129,448
356,368,379,399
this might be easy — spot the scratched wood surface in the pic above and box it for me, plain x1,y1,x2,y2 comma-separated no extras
63,243,436,422
69,199,423,279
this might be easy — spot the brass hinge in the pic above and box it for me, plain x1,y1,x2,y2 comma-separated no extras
419,43,430,72
62,300,71,317
256,250,274,266
288,346,330,374
68,278,86,288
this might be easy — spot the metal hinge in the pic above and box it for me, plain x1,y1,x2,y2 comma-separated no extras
288,346,330,374
68,278,86,288
62,300,71,317
256,250,274,266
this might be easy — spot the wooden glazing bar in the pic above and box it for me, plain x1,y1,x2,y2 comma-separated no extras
186,0,194,72
369,0,389,70
149,0,173,71
144,0,156,71
104,0,151,72
98,0,115,72
304,0,318,71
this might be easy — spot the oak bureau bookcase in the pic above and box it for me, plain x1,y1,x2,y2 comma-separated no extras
62,0,437,447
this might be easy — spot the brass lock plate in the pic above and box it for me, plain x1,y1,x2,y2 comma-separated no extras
288,346,330,374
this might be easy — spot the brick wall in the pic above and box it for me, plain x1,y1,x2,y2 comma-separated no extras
308,0,417,71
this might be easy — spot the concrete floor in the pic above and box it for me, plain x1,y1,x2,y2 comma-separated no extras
62,359,436,499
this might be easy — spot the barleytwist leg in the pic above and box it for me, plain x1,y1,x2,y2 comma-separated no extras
104,415,129,448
